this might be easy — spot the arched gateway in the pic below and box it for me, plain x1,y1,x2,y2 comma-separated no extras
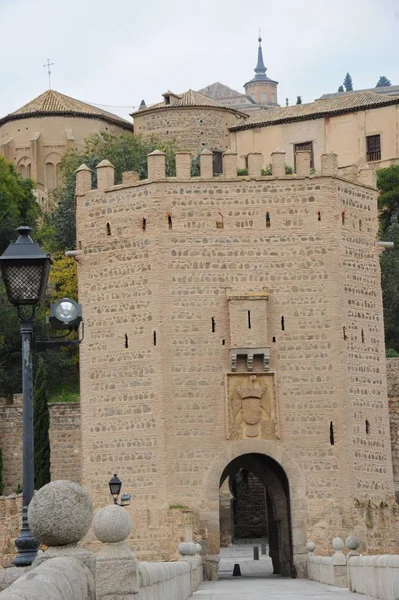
200,440,308,580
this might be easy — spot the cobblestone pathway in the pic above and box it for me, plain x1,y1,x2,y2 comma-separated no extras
191,543,357,600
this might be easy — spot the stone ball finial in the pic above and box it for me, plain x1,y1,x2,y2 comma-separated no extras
195,543,202,554
345,535,360,551
307,540,316,553
94,504,132,543
332,537,345,551
178,542,197,556
28,480,93,546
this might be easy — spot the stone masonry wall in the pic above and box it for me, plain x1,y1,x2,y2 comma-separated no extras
233,469,268,539
75,152,396,566
0,494,22,567
49,402,81,483
0,398,81,495
133,107,239,154
387,358,399,501
0,396,23,496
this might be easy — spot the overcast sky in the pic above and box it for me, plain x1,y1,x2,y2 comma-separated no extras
1,0,399,122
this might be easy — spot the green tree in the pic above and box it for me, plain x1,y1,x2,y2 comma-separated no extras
0,158,41,396
338,85,344,93
377,165,399,235
296,96,302,105
380,221,399,352
376,76,391,88
343,73,353,92
52,132,180,250
377,166,399,352
33,358,51,489
0,155,39,253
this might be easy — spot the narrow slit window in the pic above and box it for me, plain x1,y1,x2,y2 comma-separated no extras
359,220,362,231
317,211,321,221
330,422,335,445
342,212,345,225
153,331,157,346
281,316,285,331
221,339,225,345
168,215,172,230
211,317,215,333
366,419,370,434
125,334,128,348
361,329,365,343
142,218,147,231
272,336,276,343
266,212,271,228
343,326,347,340
247,311,251,329
106,222,111,236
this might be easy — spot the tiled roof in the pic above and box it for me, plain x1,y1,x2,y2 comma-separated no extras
230,91,399,131
198,82,276,114
0,90,132,129
132,89,247,117
318,85,399,100
198,82,249,102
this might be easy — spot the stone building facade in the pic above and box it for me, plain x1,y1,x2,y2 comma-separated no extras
0,89,131,206
132,89,246,163
74,149,397,577
230,91,399,176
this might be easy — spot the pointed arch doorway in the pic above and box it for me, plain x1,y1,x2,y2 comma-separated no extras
200,440,308,580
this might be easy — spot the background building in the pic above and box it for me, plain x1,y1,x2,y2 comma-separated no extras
230,91,399,175
132,89,247,171
0,89,131,205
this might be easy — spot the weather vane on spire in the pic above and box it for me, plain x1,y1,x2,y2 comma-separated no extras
43,58,55,89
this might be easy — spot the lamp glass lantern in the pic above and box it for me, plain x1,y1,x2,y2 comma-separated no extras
109,474,122,504
0,226,52,307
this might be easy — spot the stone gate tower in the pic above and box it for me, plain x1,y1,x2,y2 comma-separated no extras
75,150,397,578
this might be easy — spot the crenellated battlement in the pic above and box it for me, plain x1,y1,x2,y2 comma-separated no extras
75,149,377,197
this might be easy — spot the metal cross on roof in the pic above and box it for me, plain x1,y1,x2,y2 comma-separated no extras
43,58,55,89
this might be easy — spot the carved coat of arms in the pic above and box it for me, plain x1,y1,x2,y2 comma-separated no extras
228,374,276,439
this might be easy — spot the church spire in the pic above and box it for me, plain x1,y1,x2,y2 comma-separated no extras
254,29,267,80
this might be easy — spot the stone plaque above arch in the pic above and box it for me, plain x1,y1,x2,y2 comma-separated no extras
226,372,277,440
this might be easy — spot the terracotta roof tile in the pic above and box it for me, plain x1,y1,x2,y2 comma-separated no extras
230,91,399,131
0,90,132,129
132,89,246,117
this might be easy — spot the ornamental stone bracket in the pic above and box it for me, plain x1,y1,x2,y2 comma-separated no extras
229,347,270,372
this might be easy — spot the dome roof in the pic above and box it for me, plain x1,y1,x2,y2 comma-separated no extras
0,89,132,130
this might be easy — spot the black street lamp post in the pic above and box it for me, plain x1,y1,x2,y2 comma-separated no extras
0,226,52,566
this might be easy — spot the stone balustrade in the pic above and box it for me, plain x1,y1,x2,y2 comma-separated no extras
307,535,399,600
349,554,399,600
0,480,202,600
307,537,348,588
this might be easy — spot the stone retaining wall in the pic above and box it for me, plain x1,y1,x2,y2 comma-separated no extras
49,402,81,483
0,494,22,568
0,398,81,496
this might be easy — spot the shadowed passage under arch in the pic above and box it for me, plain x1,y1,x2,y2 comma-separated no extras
219,453,294,577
